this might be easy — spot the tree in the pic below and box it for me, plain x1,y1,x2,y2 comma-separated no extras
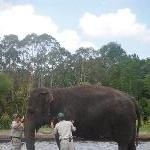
0,35,20,71
109,55,144,97
0,73,13,97
99,42,127,69
144,74,150,96
47,47,72,87
20,33,61,87
0,73,13,121
139,97,150,123
72,47,99,84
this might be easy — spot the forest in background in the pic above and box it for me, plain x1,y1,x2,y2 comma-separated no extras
0,33,150,129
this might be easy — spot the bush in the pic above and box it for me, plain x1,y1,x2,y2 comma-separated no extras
0,73,13,95
0,113,11,129
139,98,150,123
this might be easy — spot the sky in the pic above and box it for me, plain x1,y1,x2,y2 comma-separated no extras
0,0,150,59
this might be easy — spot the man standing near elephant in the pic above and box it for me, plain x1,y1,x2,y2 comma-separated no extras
11,114,24,150
54,113,76,150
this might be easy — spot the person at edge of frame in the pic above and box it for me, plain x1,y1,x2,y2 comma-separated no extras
11,114,24,150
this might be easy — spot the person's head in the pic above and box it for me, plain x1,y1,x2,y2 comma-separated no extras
13,113,21,121
57,112,65,121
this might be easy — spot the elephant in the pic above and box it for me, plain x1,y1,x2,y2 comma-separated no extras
24,85,141,150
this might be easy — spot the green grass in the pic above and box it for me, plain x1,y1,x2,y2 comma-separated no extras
0,129,11,136
140,122,150,134
38,127,53,134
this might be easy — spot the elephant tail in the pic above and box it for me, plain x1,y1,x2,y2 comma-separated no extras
133,98,142,146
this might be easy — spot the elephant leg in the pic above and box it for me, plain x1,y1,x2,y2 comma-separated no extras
128,140,136,150
118,143,128,150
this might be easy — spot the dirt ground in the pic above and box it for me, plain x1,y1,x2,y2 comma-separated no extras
0,130,150,142
0,129,54,142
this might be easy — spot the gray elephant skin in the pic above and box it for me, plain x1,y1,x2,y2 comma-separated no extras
24,85,141,150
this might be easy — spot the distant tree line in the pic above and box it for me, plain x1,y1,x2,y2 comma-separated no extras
0,33,150,129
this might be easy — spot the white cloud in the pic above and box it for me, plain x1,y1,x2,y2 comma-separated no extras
141,30,150,43
79,8,146,38
0,2,149,58
0,0,11,11
0,3,96,52
79,41,97,49
0,4,58,39
56,30,97,52
56,30,80,51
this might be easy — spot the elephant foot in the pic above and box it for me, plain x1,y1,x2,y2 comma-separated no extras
118,143,128,150
118,142,136,150
128,141,136,150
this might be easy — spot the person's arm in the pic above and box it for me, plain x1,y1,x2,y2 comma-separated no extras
21,116,24,123
54,126,60,150
71,121,76,132
55,132,60,150
11,121,22,129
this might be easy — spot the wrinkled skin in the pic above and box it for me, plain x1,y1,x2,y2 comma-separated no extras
24,85,141,150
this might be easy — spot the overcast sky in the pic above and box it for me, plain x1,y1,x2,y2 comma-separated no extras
0,0,150,59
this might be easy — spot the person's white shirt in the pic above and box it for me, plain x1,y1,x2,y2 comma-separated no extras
11,120,24,138
54,120,76,140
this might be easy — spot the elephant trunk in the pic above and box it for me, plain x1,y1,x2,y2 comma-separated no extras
24,116,36,150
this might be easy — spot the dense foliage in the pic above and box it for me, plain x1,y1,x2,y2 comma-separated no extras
0,33,150,129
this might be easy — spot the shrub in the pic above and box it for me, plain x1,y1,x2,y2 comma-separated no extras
0,113,11,129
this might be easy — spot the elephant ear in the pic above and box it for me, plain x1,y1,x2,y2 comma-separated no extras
38,91,50,112
39,91,55,118
48,93,54,103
